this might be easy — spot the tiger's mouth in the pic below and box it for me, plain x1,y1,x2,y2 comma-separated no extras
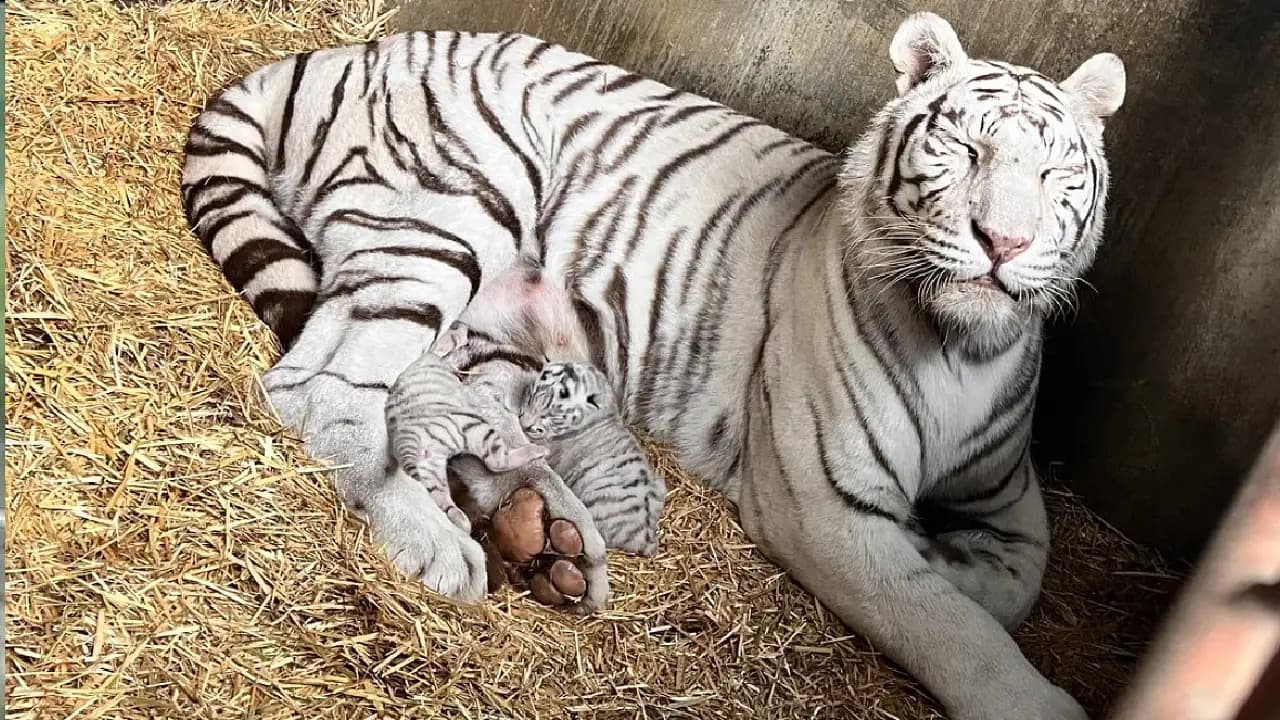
955,272,1014,297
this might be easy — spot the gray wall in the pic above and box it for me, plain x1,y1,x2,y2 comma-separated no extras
393,0,1280,559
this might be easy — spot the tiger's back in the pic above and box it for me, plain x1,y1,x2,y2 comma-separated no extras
182,31,839,494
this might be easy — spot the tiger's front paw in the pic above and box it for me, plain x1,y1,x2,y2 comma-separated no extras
951,679,1088,720
365,476,488,604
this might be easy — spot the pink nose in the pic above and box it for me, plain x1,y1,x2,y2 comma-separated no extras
973,222,1032,266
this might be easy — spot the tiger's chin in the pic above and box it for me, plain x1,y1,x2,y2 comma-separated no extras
921,279,1032,360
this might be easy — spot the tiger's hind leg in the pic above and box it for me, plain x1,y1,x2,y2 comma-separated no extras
261,247,491,602
913,457,1051,630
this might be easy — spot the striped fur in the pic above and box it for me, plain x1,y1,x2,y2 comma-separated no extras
182,12,1123,720
385,350,547,533
523,362,665,556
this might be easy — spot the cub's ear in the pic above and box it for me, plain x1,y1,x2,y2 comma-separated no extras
1061,52,1126,120
890,12,968,95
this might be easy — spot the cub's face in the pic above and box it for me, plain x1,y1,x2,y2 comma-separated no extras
852,13,1126,356
520,363,611,440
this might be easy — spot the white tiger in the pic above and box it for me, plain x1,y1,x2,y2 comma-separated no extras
180,12,1124,720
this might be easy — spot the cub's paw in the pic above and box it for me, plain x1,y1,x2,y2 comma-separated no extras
486,486,608,613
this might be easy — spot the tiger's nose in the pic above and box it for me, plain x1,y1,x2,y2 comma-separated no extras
971,220,1031,266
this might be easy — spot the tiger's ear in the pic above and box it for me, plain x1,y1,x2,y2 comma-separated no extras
890,12,968,95
1061,53,1126,120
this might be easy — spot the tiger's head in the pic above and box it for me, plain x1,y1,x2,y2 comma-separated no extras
520,362,614,440
843,12,1126,357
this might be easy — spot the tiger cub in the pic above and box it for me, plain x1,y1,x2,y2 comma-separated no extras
385,351,548,534
520,362,666,556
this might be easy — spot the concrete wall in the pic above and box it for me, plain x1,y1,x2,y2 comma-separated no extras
392,0,1280,559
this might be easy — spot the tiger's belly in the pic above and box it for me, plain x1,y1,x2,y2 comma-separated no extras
531,172,836,491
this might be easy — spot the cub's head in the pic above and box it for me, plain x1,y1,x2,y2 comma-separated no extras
520,362,614,440
844,12,1125,356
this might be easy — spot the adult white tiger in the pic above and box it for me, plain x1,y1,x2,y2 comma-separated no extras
181,11,1124,720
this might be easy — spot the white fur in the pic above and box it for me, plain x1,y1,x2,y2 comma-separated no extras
183,15,1127,718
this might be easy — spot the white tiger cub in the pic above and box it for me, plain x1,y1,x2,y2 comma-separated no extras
522,362,666,556
385,352,547,533
440,258,664,554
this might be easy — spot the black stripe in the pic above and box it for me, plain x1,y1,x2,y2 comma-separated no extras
180,174,270,202
681,178,787,397
756,136,801,158
277,52,313,170
631,226,688,420
601,72,644,93
602,112,662,173
455,348,543,373
562,111,605,153
773,154,839,199
523,40,554,67
222,237,308,290
206,97,264,135
186,183,271,229
827,328,907,502
621,119,761,262
963,339,1040,445
268,368,387,393
649,88,684,102
844,263,929,480
950,443,1031,507
538,59,607,86
605,267,630,399
186,127,267,166
299,60,354,189
269,217,315,257
640,190,741,414
943,397,1034,485
344,246,481,301
886,112,929,209
567,178,635,281
662,103,726,127
319,273,425,300
251,289,316,349
551,70,599,104
810,396,900,522
572,297,608,372
324,209,477,254
350,303,443,329
445,34,461,85
744,182,837,421
757,346,796,505
916,501,1042,547
470,60,543,208
488,33,521,76
198,210,254,250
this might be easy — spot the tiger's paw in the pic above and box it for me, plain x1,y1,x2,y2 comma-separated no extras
487,486,607,613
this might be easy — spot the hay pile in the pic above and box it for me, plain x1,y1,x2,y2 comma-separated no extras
4,1,1179,717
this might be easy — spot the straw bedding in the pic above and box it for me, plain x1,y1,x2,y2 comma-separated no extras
4,1,1181,717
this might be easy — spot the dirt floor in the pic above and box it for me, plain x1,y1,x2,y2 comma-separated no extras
4,1,1179,718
